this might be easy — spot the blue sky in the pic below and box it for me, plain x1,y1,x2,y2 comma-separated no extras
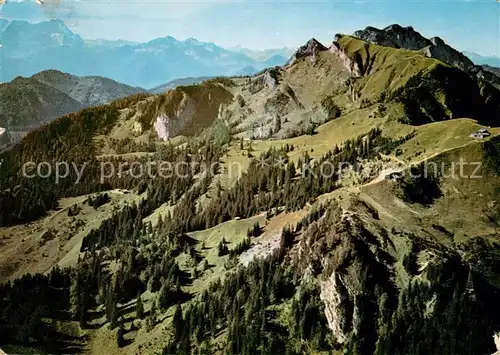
1,0,499,56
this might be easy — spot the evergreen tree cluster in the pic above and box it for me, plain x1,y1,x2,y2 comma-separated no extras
374,263,500,355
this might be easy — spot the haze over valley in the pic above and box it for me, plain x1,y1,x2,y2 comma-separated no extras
1,1,500,354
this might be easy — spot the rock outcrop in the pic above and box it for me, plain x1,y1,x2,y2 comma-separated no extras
145,82,233,139
493,332,500,355
298,191,500,354
249,68,281,93
263,69,279,89
298,206,392,349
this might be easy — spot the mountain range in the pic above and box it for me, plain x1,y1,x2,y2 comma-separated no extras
0,19,291,89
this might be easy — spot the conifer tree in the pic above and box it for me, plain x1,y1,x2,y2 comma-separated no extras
136,294,144,319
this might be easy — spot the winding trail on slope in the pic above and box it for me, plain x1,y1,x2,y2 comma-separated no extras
364,140,479,187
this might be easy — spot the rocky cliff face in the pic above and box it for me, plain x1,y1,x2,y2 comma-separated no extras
139,82,232,139
425,36,474,72
154,114,170,141
320,271,353,344
354,24,431,50
150,92,196,140
300,208,395,352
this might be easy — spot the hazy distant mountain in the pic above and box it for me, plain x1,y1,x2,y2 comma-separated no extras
2,19,84,58
236,66,259,76
1,20,289,88
0,76,82,130
0,70,144,131
31,70,145,107
463,51,500,68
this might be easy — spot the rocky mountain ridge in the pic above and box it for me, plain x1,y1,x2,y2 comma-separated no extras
353,25,473,70
1,24,500,355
